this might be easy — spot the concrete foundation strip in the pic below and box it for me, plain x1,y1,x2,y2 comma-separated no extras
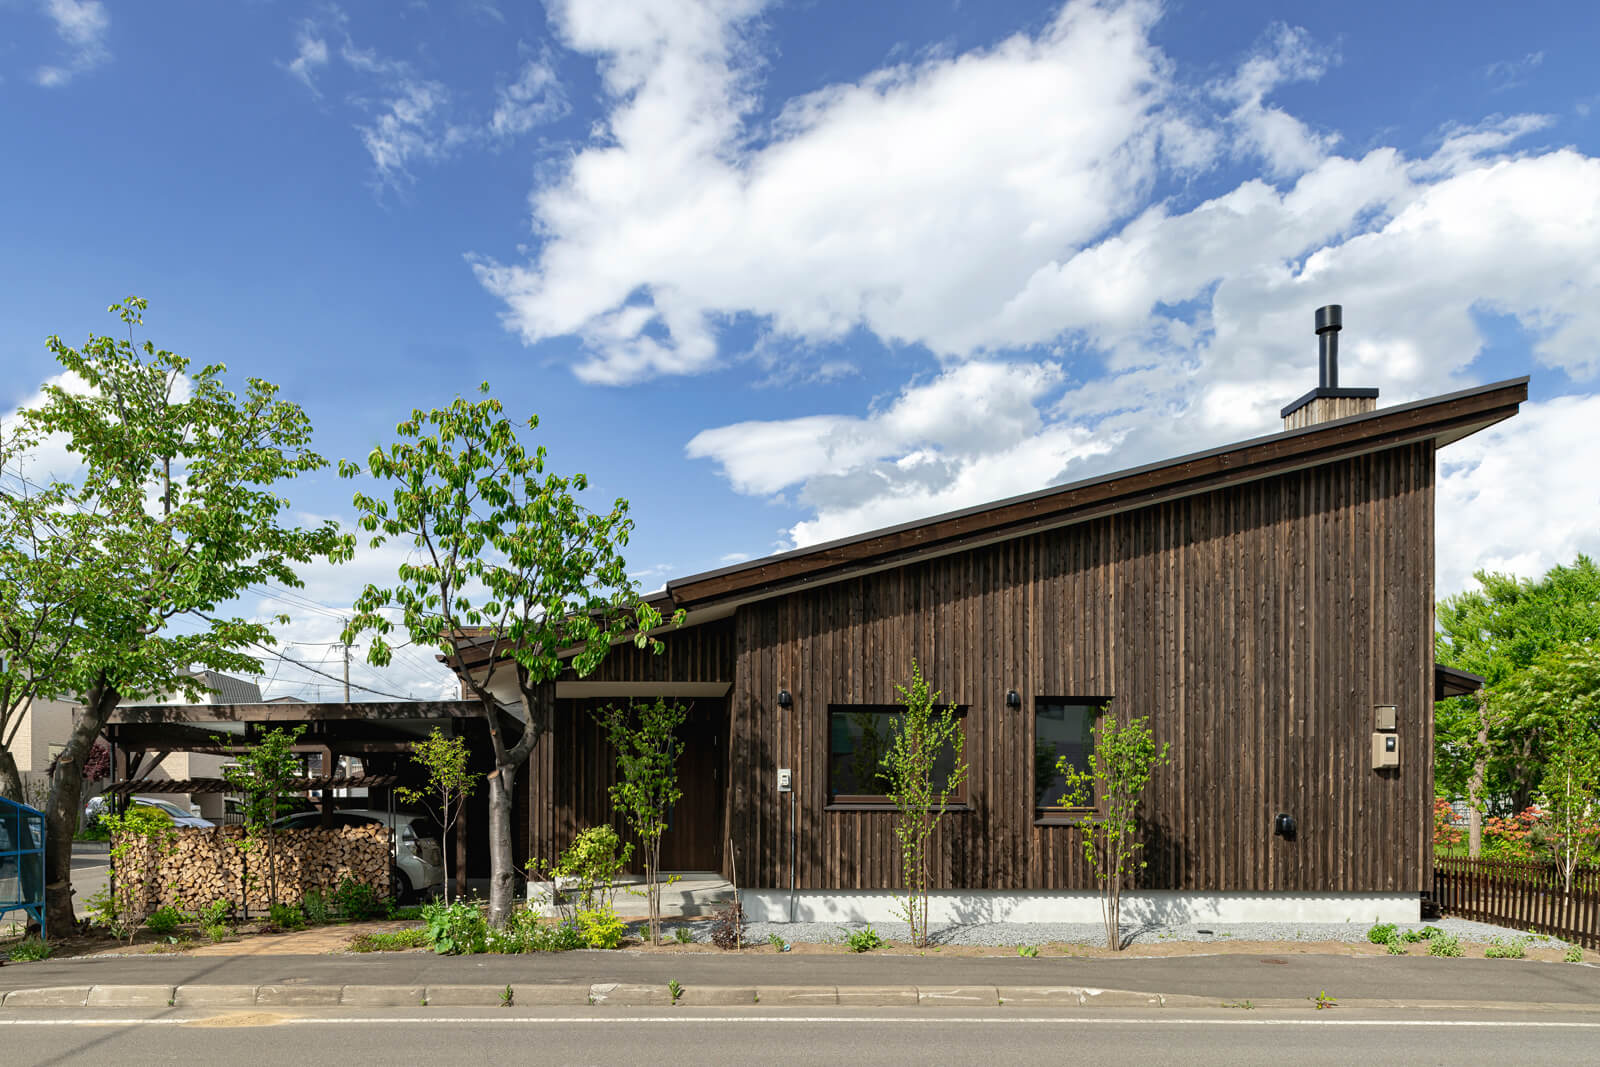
2,984,1599,1012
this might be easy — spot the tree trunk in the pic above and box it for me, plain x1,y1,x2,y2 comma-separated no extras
486,762,519,927
44,681,119,935
1467,690,1488,858
0,746,23,804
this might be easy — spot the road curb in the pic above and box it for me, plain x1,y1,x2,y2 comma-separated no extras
3,982,1598,1013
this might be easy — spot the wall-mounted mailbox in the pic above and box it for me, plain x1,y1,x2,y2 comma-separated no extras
1372,732,1399,769
777,768,792,793
1375,705,1397,731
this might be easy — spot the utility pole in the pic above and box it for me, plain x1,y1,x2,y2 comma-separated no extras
340,623,351,703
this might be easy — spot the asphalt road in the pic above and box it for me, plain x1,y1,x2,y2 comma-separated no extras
2,1007,1598,1066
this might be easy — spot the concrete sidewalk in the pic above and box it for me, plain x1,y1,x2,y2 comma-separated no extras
2,951,1597,1012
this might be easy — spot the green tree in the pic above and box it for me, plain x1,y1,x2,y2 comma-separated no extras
397,727,479,903
595,697,687,945
1059,714,1170,952
222,725,307,909
4,298,342,933
0,416,100,804
340,388,677,927
1500,643,1600,895
1436,557,1600,853
882,661,968,949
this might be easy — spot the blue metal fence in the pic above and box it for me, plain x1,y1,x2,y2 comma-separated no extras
0,795,47,941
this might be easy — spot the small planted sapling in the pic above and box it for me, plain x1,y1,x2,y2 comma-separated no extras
397,727,479,904
1058,714,1170,952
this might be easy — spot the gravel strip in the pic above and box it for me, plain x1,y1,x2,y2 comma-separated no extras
662,917,1573,950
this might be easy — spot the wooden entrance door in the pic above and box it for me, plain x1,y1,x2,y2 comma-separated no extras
658,701,724,872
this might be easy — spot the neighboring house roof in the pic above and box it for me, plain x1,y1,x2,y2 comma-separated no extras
191,670,263,705
444,376,1526,673
1434,665,1487,701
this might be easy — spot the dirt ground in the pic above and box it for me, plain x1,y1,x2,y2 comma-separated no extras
4,921,1580,963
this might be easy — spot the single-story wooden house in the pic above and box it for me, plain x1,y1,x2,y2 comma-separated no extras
457,309,1526,924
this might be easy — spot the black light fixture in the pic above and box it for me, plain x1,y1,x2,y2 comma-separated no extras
777,689,792,708
1274,813,1297,841
1005,690,1021,709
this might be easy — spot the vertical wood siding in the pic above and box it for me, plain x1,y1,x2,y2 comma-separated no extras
723,444,1436,893
526,619,735,866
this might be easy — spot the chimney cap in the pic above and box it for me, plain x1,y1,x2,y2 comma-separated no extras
1315,304,1342,334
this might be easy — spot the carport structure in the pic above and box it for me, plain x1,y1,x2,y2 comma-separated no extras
104,699,514,896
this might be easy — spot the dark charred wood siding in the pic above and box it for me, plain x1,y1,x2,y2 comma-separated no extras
725,444,1436,893
528,619,735,866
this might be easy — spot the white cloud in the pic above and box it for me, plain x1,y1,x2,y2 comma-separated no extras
282,13,568,192
687,361,1113,545
285,28,330,94
1212,22,1337,178
489,56,569,139
1436,394,1600,597
476,0,1195,383
35,0,110,87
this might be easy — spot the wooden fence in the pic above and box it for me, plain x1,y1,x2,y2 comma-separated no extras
1433,857,1600,949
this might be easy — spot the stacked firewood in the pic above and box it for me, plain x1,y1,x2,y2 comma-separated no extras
111,824,391,912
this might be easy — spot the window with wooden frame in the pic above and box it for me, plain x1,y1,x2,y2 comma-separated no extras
1034,697,1108,823
826,704,968,808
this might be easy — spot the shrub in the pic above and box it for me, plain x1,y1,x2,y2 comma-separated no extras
1385,938,1407,955
576,905,627,950
1563,946,1583,963
269,902,306,930
302,890,333,925
1401,926,1442,943
422,899,488,955
844,925,885,953
673,926,693,945
1484,936,1527,959
145,905,185,936
1428,933,1464,957
196,900,230,927
1017,944,1039,958
349,928,430,953
708,899,744,951
535,825,633,924
334,878,389,921
1367,923,1399,945
203,923,232,944
486,907,583,954
7,937,52,962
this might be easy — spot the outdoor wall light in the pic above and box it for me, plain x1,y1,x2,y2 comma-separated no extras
1005,690,1021,709
1274,813,1297,841
777,689,793,708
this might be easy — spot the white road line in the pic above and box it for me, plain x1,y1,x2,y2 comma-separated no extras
2,1017,1599,1028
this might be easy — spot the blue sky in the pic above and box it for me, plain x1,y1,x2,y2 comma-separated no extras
3,0,1598,699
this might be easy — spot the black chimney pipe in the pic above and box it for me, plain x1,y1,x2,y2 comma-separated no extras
1315,304,1342,389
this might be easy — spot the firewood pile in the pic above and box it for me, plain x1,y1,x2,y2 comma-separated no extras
112,824,391,911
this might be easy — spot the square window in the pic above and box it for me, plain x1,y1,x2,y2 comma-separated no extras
1034,698,1107,817
828,704,966,806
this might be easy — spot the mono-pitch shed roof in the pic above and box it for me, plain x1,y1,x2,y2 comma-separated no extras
448,376,1527,672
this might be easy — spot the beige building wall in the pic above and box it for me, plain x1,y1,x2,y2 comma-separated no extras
8,697,82,805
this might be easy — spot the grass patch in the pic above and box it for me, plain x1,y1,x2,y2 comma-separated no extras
7,937,52,962
1427,932,1464,958
349,927,430,953
1484,936,1527,959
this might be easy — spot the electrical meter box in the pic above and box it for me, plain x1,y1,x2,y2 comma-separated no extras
777,768,792,793
1374,705,1397,731
1372,732,1400,770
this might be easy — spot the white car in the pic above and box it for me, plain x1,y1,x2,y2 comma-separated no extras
273,809,444,901
84,795,214,829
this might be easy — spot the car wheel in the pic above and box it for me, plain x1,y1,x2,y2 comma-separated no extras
392,869,414,904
